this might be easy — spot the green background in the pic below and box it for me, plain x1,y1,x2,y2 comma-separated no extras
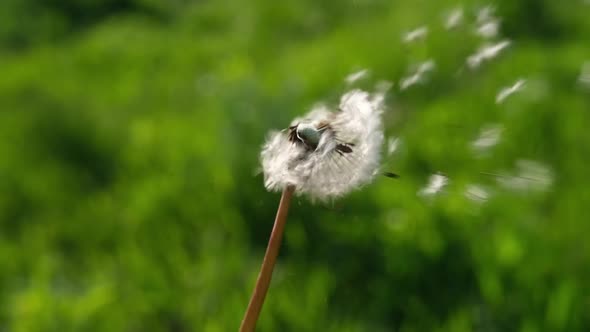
1,0,589,331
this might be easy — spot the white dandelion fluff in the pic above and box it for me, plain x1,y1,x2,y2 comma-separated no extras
467,40,511,69
578,61,590,89
496,79,526,104
444,7,464,30
495,160,554,192
400,60,436,90
472,124,503,152
403,26,428,43
260,89,385,201
418,173,449,197
345,69,369,84
387,137,400,156
476,20,500,38
474,5,501,38
464,184,490,203
375,80,394,95
476,5,496,24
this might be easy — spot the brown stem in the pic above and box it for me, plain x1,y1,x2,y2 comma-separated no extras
239,185,296,332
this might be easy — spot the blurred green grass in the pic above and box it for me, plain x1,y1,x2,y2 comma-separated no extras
1,0,590,331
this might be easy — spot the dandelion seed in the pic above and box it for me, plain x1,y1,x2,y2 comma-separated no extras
375,80,394,94
371,80,393,106
496,79,526,104
444,8,464,30
403,26,428,43
387,137,400,156
476,20,500,38
476,5,496,24
261,89,385,201
472,124,503,152
345,69,369,84
465,184,490,202
578,61,590,89
494,160,553,192
400,60,436,90
418,173,449,196
467,40,511,69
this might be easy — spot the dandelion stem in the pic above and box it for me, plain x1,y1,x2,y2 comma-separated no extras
240,185,295,332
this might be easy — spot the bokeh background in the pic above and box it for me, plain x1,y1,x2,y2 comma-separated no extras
1,0,590,331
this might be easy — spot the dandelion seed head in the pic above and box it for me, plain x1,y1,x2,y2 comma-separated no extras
261,89,385,201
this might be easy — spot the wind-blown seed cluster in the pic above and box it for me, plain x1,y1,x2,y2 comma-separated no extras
260,89,385,201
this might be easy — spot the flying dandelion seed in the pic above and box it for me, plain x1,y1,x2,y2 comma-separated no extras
345,69,369,84
371,80,393,106
418,173,449,197
578,62,590,89
387,137,400,156
476,20,500,38
496,79,526,104
474,5,501,38
476,5,496,23
465,184,490,203
472,124,503,152
260,89,385,201
375,80,394,94
400,60,436,90
444,7,464,30
494,160,554,192
403,26,428,43
467,40,511,69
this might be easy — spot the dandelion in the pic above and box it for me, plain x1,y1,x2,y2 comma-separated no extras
403,26,428,43
242,89,386,331
496,79,526,104
419,173,449,197
467,40,511,69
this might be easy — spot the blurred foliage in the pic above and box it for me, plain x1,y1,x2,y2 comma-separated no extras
1,0,590,331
